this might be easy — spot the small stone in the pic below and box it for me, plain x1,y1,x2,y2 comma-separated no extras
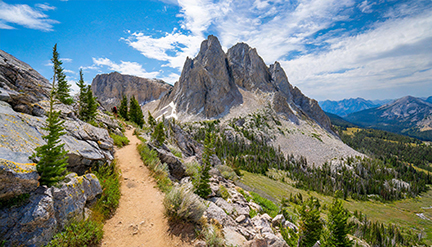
236,215,246,223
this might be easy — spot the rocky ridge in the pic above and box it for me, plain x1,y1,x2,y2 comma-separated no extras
91,72,172,110
154,35,332,134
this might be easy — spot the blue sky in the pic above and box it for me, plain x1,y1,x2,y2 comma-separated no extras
1,0,431,101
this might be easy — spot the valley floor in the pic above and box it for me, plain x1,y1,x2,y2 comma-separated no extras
101,129,191,247
238,171,432,245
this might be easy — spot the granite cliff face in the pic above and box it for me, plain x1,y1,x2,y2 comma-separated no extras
92,72,172,110
155,35,332,132
157,35,242,119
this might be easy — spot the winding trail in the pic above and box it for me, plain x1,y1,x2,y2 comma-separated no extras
101,128,191,247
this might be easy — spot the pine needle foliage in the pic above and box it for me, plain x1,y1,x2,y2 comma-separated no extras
33,45,68,186
147,111,156,128
52,44,73,105
322,197,353,247
151,121,166,146
76,70,98,122
128,96,144,127
76,69,87,118
195,131,213,198
119,95,128,120
298,197,323,247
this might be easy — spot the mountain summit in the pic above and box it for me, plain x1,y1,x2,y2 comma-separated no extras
155,35,331,132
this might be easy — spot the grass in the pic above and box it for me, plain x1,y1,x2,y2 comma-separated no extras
109,132,130,148
240,170,432,245
46,160,121,246
250,191,279,218
137,142,172,193
45,220,103,247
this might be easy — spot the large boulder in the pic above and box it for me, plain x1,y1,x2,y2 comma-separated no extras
0,159,39,200
147,143,186,180
0,173,102,247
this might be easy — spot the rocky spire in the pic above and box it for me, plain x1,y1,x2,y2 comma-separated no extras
157,35,242,118
227,43,274,92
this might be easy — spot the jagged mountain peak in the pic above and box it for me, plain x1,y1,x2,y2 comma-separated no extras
153,35,331,132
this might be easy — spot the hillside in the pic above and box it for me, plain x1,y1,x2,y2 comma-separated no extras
140,35,361,166
345,95,432,141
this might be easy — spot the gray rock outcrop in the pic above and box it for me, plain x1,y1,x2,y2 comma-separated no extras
157,35,243,119
91,72,172,110
0,159,39,200
0,50,51,115
0,101,114,174
147,143,186,180
0,173,102,247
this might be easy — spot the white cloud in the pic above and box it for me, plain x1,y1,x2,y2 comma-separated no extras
35,3,56,11
64,69,76,74
62,58,72,63
160,72,180,84
0,1,58,31
280,10,432,100
358,0,375,13
89,58,160,78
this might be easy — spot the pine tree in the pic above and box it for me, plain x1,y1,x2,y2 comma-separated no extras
151,121,166,146
322,198,353,247
85,85,98,122
298,197,323,247
76,69,87,120
52,44,73,105
33,45,68,186
128,96,144,127
148,111,156,128
119,95,128,120
196,131,213,198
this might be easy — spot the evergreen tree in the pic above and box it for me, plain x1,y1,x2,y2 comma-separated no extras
85,85,98,122
52,44,73,105
33,46,68,186
298,197,323,247
196,131,213,198
151,121,166,146
119,95,128,120
76,69,87,120
128,96,144,127
322,198,353,247
148,111,156,128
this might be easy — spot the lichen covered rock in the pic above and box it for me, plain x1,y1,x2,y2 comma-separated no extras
0,158,39,200
0,173,102,247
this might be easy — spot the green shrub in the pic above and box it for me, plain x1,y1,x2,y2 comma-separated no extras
93,160,121,219
46,220,103,247
218,185,230,200
250,191,279,218
201,224,225,247
280,225,298,247
249,209,258,218
237,188,252,202
217,165,237,180
164,185,206,223
137,143,172,193
109,132,130,148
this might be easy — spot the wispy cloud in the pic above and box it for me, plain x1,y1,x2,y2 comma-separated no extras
35,3,56,11
86,58,160,79
0,1,58,31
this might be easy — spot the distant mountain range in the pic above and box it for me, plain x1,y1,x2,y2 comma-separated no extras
319,98,393,117
343,96,432,141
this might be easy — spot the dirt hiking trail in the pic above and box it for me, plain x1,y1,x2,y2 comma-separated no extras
101,128,192,247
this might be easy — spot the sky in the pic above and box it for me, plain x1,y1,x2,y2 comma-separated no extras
1,0,431,101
